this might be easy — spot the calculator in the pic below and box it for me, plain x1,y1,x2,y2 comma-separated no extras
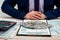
0,21,16,31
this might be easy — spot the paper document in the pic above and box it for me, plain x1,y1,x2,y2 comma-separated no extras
47,19,60,35
17,26,51,36
17,20,51,36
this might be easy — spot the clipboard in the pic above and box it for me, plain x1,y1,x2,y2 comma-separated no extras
17,25,51,37
17,20,51,37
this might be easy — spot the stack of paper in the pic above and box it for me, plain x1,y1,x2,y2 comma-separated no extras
17,20,51,36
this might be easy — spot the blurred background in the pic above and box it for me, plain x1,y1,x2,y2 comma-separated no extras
0,0,18,17
0,0,10,17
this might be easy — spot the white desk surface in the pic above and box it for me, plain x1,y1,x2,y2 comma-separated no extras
0,17,60,40
0,17,22,39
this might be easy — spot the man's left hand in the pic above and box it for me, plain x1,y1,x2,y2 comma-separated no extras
38,12,47,19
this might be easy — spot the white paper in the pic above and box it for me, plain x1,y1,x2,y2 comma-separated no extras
18,26,51,35
47,19,60,35
18,20,51,36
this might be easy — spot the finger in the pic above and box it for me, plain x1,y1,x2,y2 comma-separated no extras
31,16,39,20
32,14,41,19
39,14,46,19
35,11,42,15
34,12,42,17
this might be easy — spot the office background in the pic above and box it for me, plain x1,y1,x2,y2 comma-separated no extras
0,0,18,17
0,0,9,17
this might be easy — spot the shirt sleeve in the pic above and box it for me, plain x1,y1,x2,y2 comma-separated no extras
44,0,60,19
1,0,27,19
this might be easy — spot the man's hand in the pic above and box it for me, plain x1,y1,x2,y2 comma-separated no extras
24,11,47,20
38,12,47,19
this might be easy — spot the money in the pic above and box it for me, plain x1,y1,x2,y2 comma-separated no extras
22,20,52,29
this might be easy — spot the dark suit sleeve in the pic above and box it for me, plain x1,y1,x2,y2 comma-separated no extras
44,0,60,19
1,0,27,19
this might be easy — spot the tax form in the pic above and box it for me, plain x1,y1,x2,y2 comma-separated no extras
17,20,51,36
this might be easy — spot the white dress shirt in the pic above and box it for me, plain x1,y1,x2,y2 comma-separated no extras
29,0,44,12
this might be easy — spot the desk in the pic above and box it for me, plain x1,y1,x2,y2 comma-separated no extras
0,17,22,40
47,19,60,35
0,17,60,40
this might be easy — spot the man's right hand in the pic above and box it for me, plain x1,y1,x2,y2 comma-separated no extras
24,11,41,20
